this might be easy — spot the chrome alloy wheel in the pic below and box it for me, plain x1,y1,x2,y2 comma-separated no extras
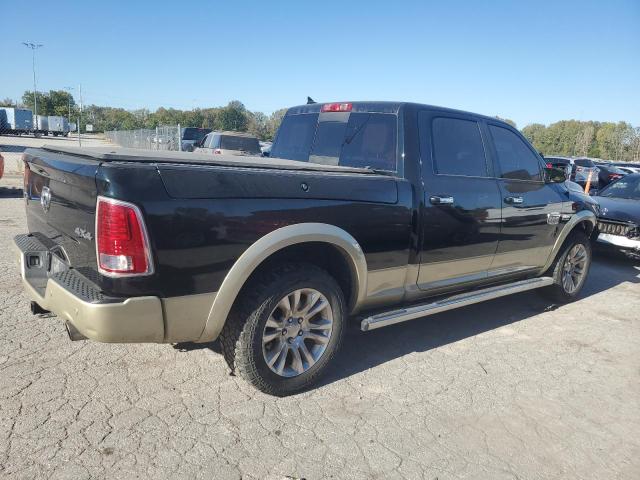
262,288,334,378
561,244,588,294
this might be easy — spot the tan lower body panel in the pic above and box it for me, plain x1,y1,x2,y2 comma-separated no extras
31,279,165,343
162,292,216,343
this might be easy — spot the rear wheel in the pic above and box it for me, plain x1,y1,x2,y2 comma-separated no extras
541,230,592,302
219,263,346,396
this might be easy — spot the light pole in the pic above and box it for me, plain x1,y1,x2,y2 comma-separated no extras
22,42,43,122
63,86,74,120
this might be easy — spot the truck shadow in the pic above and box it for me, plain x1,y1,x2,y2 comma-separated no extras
320,255,639,388
174,255,639,390
0,187,23,198
0,144,28,153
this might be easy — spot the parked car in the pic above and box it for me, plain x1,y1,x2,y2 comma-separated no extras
614,163,640,174
14,101,597,395
596,164,627,187
544,156,571,178
194,131,261,156
260,141,272,157
180,127,211,152
569,157,600,189
592,173,640,258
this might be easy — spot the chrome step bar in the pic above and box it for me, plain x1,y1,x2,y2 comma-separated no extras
361,276,554,331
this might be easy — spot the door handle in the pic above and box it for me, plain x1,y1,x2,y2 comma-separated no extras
504,196,524,205
429,195,454,205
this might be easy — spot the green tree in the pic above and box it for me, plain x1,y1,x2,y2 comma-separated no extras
267,108,288,139
0,98,17,107
247,111,269,140
219,100,248,131
494,116,516,128
22,90,53,115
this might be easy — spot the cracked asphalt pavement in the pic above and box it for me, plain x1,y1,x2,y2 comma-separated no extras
1,179,639,479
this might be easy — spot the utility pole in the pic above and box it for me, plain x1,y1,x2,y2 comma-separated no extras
63,86,74,120
22,42,43,125
78,84,83,147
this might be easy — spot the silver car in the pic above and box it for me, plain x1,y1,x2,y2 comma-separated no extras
569,157,600,189
194,131,261,156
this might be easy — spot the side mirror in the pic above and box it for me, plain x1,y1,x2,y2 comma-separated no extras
545,166,567,183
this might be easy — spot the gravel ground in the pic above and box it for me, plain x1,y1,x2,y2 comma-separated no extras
0,185,639,479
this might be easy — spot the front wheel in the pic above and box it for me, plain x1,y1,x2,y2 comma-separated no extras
541,230,592,302
220,263,346,396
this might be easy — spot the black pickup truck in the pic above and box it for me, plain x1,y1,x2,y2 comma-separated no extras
15,101,597,395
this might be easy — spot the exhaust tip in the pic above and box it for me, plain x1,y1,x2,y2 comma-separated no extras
30,301,50,315
65,322,88,341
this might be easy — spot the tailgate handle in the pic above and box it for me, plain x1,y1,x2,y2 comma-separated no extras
429,195,454,205
504,196,524,205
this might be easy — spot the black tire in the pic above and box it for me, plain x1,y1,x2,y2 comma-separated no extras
540,230,592,303
219,263,346,396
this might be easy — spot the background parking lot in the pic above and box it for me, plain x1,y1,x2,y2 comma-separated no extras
1,143,639,479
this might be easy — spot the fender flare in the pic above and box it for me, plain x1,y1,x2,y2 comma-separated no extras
197,223,368,342
539,209,596,274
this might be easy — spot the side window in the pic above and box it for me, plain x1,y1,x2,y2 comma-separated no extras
430,117,488,177
202,134,213,148
489,125,542,181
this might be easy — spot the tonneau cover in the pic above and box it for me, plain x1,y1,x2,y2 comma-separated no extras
39,145,376,175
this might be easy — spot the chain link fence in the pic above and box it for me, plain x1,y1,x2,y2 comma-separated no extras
104,125,182,151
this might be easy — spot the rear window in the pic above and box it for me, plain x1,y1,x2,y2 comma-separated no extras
220,135,260,153
546,157,570,165
182,128,210,141
574,159,595,167
271,112,397,171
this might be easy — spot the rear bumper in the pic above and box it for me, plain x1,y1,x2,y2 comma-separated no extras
14,234,165,343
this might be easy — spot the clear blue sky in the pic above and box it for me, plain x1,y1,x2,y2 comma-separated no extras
2,0,638,128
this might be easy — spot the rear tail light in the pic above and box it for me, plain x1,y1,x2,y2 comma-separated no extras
96,196,153,276
213,148,222,154
321,102,352,112
546,163,552,168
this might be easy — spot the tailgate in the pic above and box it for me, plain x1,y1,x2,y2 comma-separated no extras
23,149,100,274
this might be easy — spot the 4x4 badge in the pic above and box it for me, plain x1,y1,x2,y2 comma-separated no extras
547,212,561,225
40,186,51,213
74,227,93,241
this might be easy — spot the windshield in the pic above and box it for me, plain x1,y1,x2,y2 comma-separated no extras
599,175,640,199
220,135,261,153
271,112,398,171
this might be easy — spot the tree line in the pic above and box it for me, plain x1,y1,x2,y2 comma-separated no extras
2,91,639,158
522,120,640,162
2,91,286,141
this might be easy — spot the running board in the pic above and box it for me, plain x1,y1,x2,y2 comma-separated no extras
361,276,554,331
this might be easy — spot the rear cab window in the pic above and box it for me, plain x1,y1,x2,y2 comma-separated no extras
220,135,260,154
429,116,488,177
270,105,398,172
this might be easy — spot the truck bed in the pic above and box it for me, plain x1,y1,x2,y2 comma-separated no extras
40,145,378,175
